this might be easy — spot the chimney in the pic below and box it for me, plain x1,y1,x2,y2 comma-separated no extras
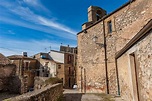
22,52,27,57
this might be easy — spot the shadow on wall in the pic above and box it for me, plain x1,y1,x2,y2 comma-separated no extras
64,93,83,101
8,76,21,94
0,64,21,93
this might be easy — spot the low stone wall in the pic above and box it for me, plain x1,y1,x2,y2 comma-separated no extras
6,83,63,101
34,77,49,90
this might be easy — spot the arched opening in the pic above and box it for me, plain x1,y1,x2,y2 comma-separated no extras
96,10,102,21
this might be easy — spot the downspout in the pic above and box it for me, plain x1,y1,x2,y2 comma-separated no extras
103,20,109,94
115,59,120,95
80,66,83,92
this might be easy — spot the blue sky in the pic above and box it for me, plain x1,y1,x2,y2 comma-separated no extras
0,0,128,56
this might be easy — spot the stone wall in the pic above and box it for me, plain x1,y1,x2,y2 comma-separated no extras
77,0,152,94
0,64,17,92
77,22,106,93
7,83,63,101
117,29,152,101
64,53,75,89
34,77,50,90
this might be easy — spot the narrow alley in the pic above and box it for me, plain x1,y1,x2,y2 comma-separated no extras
63,89,123,101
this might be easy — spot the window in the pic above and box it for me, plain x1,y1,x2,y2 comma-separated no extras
24,62,29,70
96,10,102,21
58,65,61,69
107,21,112,33
96,14,100,21
68,55,71,63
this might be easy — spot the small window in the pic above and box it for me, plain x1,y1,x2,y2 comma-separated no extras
107,21,112,33
96,14,100,21
68,55,71,63
58,65,61,69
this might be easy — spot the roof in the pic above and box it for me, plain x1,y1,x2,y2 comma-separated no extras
115,19,152,59
7,55,36,60
0,53,11,65
50,50,65,54
77,0,135,35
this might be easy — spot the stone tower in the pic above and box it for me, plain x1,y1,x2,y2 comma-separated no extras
88,6,107,22
82,6,107,29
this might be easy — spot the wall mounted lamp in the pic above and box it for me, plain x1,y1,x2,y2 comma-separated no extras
92,36,105,47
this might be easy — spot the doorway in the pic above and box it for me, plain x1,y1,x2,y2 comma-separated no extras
130,53,140,101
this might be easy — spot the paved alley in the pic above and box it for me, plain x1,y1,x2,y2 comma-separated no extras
63,89,123,101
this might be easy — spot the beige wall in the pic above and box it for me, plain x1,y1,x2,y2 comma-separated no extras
117,30,152,101
38,58,57,77
77,22,106,93
77,0,152,94
57,63,65,85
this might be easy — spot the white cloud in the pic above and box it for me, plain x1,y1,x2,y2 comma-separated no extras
0,38,61,56
22,0,49,12
0,0,78,35
23,0,39,5
0,0,78,56
38,16,77,34
0,16,76,40
8,30,15,34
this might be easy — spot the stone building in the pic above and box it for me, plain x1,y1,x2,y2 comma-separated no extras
49,49,76,88
60,45,77,54
116,20,152,101
33,53,57,77
8,54,37,93
77,0,152,100
60,45,77,87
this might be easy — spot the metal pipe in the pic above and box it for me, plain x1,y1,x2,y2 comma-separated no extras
115,59,120,95
103,20,109,94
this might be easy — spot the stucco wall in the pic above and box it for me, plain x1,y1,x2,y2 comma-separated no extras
117,30,152,101
56,63,65,85
8,83,63,101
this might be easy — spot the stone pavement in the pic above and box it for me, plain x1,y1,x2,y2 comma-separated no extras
63,89,123,101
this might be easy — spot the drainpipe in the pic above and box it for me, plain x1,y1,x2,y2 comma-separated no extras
80,66,83,92
115,59,120,95
103,20,109,94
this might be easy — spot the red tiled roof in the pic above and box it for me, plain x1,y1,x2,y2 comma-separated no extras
0,53,11,65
